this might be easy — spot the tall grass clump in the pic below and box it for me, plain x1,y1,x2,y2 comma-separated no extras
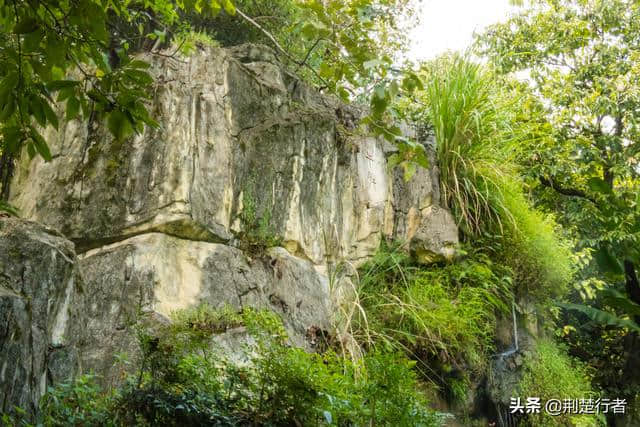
352,243,513,397
421,55,575,299
426,55,519,235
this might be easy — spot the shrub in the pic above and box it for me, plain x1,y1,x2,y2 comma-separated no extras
352,243,513,401
419,55,575,300
238,183,282,254
39,375,116,427
31,304,443,426
518,338,602,427
500,188,575,301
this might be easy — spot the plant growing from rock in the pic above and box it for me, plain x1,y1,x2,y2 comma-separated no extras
18,304,444,426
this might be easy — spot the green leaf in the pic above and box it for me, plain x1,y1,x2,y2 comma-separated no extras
387,153,401,168
0,97,16,122
301,22,318,40
587,177,612,194
29,126,52,161
223,0,235,15
599,289,640,316
0,73,19,100
29,95,47,127
594,246,623,275
14,17,38,34
47,80,80,92
42,100,59,130
403,161,417,181
107,110,134,141
128,60,151,70
559,302,640,332
1,126,24,154
23,29,43,52
66,96,80,121
124,69,153,85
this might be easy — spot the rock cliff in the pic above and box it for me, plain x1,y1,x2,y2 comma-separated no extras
1,44,458,414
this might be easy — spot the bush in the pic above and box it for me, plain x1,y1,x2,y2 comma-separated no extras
501,188,575,301
518,338,602,427
418,55,575,300
30,304,443,426
352,243,513,401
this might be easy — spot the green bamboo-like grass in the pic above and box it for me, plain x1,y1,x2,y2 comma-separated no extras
426,55,520,235
424,55,574,299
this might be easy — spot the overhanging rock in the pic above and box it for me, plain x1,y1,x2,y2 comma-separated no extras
9,44,457,267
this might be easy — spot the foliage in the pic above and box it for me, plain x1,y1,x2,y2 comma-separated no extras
0,0,430,219
421,55,519,235
188,0,297,47
237,184,282,253
0,0,225,154
351,243,513,401
23,304,443,426
499,188,576,301
408,54,575,300
518,339,600,427
477,0,640,409
477,0,640,271
172,30,220,56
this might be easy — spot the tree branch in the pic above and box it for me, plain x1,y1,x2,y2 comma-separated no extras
235,7,331,90
539,176,597,203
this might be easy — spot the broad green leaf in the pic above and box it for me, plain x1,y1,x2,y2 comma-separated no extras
128,60,151,70
42,100,59,130
107,110,134,141
14,17,38,34
66,96,80,121
29,126,52,161
0,97,16,122
29,95,47,127
594,246,623,275
559,302,640,332
600,289,640,316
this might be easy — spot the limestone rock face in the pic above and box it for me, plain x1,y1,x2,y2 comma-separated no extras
4,44,458,399
9,44,456,266
0,218,82,416
77,233,331,385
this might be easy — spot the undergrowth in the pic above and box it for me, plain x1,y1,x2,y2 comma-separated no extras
351,242,513,403
518,338,602,427
8,304,444,427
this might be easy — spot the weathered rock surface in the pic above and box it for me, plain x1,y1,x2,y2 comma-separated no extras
3,43,459,408
0,218,81,416
9,44,457,266
77,233,331,384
